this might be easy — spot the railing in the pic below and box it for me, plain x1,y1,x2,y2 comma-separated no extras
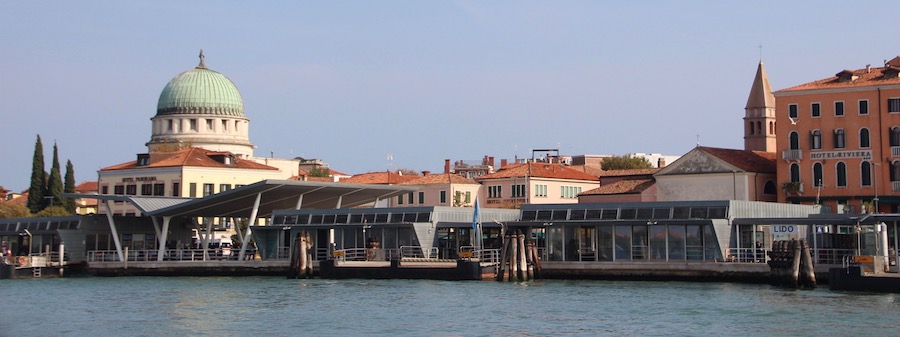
782,149,803,161
811,248,856,265
893,181,900,192
725,248,856,264
87,249,258,262
400,246,438,259
458,246,500,263
892,146,900,157
727,248,768,263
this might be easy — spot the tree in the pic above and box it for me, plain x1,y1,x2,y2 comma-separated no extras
46,142,64,209
63,160,76,212
601,155,653,170
0,203,31,219
35,205,72,217
308,166,331,177
27,135,45,213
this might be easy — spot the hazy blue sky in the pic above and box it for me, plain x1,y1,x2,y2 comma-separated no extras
2,1,899,192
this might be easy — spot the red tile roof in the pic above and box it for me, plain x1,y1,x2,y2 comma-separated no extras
100,147,278,171
339,171,419,185
596,168,661,177
580,178,655,195
477,163,599,181
75,181,98,193
568,165,605,176
777,58,900,92
400,173,479,185
698,146,776,173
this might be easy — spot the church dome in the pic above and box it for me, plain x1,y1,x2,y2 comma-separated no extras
156,51,244,117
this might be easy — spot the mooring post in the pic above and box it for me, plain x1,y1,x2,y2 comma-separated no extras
790,239,801,288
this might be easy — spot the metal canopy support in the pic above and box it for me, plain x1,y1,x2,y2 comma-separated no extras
156,216,172,262
295,194,304,210
232,217,243,245
151,217,161,239
238,192,262,261
103,202,125,262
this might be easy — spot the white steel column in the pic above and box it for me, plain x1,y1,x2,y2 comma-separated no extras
103,202,125,262
156,216,171,262
295,194,304,210
151,217,161,239
238,192,262,261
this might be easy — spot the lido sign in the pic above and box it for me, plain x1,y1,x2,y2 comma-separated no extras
773,225,797,233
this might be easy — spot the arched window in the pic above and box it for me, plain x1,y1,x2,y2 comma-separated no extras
789,132,800,150
769,121,774,134
791,163,800,183
757,121,762,135
891,127,900,147
810,130,822,150
836,162,847,187
763,181,777,194
834,129,845,149
749,122,755,135
813,163,823,187
861,161,872,186
860,128,870,148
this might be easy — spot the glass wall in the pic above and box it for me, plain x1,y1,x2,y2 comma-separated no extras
537,222,719,262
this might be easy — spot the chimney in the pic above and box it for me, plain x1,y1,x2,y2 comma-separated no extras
422,171,430,176
483,155,489,165
658,158,666,168
501,159,508,167
444,159,451,173
866,64,871,73
489,156,495,167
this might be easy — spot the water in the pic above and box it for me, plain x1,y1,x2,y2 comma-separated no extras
1,277,898,337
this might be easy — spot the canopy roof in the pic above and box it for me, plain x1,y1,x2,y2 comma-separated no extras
69,179,418,219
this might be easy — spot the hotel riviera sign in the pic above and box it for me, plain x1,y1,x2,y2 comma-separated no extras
809,150,872,160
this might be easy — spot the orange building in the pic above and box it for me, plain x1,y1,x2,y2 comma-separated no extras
775,56,900,213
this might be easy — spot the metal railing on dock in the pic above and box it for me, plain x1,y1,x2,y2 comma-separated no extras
87,249,258,262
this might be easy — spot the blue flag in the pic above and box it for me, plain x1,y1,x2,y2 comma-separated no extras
472,197,480,248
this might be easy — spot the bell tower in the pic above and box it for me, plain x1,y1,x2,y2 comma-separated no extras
744,61,776,152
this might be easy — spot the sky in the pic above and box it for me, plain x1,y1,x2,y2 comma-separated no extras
2,1,899,192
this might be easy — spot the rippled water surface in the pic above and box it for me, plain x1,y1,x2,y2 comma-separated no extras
1,276,898,337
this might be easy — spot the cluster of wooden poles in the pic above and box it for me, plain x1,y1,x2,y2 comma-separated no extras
287,231,314,279
767,238,816,289
496,229,541,281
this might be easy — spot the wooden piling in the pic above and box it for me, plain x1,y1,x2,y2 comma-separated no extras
517,231,527,280
498,233,510,282
799,239,816,289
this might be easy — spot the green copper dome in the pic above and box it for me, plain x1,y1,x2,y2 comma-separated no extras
156,51,244,117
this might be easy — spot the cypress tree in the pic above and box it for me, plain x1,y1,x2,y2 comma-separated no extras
46,142,64,209
64,159,76,213
26,135,45,213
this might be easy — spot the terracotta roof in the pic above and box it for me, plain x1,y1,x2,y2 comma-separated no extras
2,191,27,205
100,147,278,171
777,59,900,92
568,165,605,176
287,175,334,183
400,173,479,185
580,178,655,195
339,171,419,185
477,163,599,181
75,181,99,193
698,146,776,173
596,168,661,177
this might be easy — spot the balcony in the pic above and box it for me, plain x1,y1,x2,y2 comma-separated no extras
782,149,802,161
893,181,900,192
892,146,900,157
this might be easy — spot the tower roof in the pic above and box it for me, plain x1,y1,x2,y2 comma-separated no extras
156,50,245,117
745,61,775,109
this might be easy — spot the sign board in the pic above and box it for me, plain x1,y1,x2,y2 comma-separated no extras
772,224,800,240
809,150,872,160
